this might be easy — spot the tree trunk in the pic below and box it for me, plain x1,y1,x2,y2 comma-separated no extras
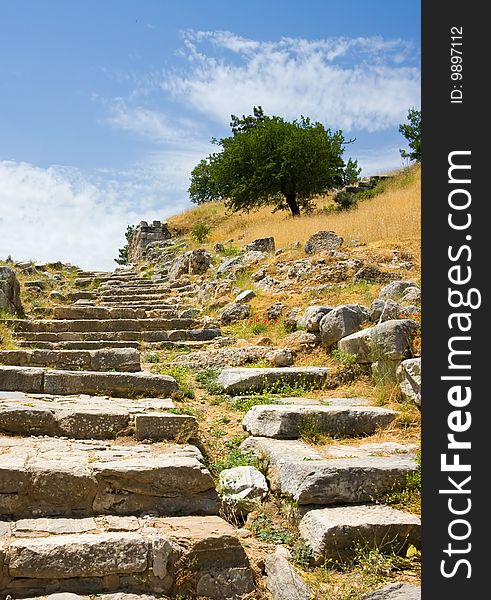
285,192,301,217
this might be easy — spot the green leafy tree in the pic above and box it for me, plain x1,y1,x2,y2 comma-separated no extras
115,225,135,265
399,108,421,162
188,106,360,217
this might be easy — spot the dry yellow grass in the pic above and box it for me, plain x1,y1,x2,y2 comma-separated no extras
168,165,421,262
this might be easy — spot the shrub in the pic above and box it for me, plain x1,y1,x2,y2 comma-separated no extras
334,191,358,211
191,222,211,243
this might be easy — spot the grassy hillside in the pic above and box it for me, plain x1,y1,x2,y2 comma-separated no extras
168,164,420,267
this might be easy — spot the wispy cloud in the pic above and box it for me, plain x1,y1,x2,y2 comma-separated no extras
106,99,208,149
162,30,420,132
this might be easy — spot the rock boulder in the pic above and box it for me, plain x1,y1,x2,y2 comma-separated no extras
379,281,418,301
169,250,211,279
220,302,251,324
338,319,418,364
0,266,23,315
319,304,369,347
304,231,343,254
265,546,313,600
244,237,275,253
219,466,268,513
299,305,333,332
397,357,421,407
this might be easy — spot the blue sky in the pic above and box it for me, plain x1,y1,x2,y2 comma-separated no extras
0,0,420,269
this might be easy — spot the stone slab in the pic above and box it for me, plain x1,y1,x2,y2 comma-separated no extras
52,306,178,320
360,583,421,599
17,340,141,350
0,392,175,439
242,404,396,438
4,318,198,333
14,328,221,344
241,437,417,505
134,413,198,442
43,370,178,397
0,348,141,372
218,367,329,394
0,365,44,393
0,437,217,518
299,505,421,563
0,515,254,599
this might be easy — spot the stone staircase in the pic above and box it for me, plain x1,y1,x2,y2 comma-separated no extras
236,389,421,565
0,264,420,596
0,267,255,598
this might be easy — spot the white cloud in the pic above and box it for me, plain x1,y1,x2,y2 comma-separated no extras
163,31,420,132
106,99,208,149
0,158,200,271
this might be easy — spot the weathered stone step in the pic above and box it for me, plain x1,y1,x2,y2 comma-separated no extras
0,348,140,372
99,301,184,309
0,515,254,598
48,306,180,320
74,277,102,287
0,437,217,518
299,505,421,564
218,367,329,395
102,281,191,290
99,283,172,292
97,291,173,300
98,286,183,294
0,392,196,441
0,366,178,397
100,280,189,291
4,318,198,333
68,291,96,302
102,277,159,284
241,437,417,505
144,339,224,350
13,328,222,344
17,340,141,350
98,294,197,304
76,270,111,277
242,402,397,439
101,284,196,293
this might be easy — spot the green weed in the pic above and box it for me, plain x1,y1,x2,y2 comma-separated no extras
331,348,357,367
210,438,260,475
383,451,421,514
195,367,222,395
250,513,295,545
299,415,323,444
218,244,242,257
152,365,196,399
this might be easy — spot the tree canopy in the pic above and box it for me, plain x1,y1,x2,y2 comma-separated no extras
399,108,421,162
188,107,360,217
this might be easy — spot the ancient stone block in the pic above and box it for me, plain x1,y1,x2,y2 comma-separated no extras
299,505,421,563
